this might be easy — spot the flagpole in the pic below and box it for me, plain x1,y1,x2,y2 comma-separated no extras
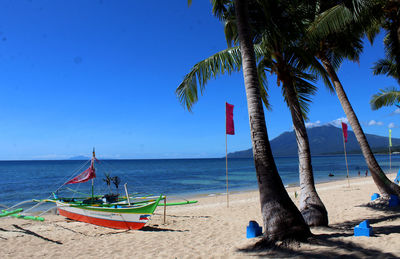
226,132,229,208
389,129,392,171
225,102,234,208
342,130,350,187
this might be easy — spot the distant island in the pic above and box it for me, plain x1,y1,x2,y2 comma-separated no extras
228,124,400,158
68,156,90,160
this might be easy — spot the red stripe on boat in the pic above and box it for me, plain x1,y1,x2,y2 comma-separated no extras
58,208,146,230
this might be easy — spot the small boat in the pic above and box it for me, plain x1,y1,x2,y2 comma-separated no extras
2,149,198,229
52,195,161,230
45,149,163,230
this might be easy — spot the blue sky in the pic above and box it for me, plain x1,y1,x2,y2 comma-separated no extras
0,1,398,160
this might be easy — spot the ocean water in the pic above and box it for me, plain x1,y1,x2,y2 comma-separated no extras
1,154,399,208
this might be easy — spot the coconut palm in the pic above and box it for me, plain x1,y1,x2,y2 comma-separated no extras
181,0,311,241
370,58,400,109
307,0,400,196
179,0,329,226
369,0,400,110
103,173,112,194
228,0,331,226
112,176,121,192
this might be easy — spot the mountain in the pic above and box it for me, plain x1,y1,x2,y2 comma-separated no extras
228,125,400,158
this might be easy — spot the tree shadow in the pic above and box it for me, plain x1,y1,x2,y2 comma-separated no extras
357,202,400,213
12,224,62,245
157,214,211,219
0,227,10,232
97,229,130,236
237,233,397,258
54,223,130,237
237,209,400,259
329,213,400,233
372,224,400,236
140,225,188,232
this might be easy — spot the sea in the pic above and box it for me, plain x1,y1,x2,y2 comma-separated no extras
1,154,399,209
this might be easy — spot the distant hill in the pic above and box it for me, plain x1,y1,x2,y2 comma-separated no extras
68,156,90,160
228,125,400,158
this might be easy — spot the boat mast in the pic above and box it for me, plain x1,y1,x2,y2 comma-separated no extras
91,148,95,200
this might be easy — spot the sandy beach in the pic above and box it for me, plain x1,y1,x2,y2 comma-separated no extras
1,173,400,258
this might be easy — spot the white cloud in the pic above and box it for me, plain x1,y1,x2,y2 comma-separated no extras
367,120,383,126
328,117,348,128
305,120,321,128
392,108,400,115
389,122,397,128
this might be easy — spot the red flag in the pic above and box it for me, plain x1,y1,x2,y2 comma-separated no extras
226,102,235,135
66,163,96,184
341,122,348,143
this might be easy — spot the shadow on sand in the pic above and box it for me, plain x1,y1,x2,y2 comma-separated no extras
237,234,397,258
12,224,62,245
237,209,400,258
140,225,188,232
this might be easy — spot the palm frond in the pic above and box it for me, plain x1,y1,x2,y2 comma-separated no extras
176,45,266,111
307,4,353,41
294,76,318,120
224,19,237,48
370,87,400,110
292,47,334,93
176,47,243,111
366,20,381,44
257,59,270,110
211,0,232,21
372,58,400,84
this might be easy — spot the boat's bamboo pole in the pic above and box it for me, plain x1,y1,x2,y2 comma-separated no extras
163,197,166,224
124,183,131,205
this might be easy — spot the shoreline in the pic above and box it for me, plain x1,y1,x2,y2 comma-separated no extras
1,172,400,258
167,169,399,203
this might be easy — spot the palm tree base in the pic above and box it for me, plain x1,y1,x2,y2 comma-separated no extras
301,205,329,226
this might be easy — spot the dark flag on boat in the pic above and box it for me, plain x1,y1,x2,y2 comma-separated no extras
66,162,96,184
341,122,348,143
226,102,235,135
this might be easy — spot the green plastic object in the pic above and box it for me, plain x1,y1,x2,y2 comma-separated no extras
0,208,23,217
157,200,198,206
10,214,45,221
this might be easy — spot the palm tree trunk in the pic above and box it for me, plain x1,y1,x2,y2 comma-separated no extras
235,0,310,241
320,54,400,197
282,79,328,226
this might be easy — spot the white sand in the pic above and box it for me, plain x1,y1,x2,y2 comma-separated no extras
1,174,400,258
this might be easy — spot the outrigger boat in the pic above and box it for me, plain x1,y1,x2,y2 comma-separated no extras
44,149,163,230
48,195,162,230
1,149,197,230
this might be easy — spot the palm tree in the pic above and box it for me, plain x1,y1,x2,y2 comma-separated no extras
181,0,311,241
247,0,330,226
369,0,400,110
103,173,112,194
370,58,400,109
180,0,329,226
308,0,400,197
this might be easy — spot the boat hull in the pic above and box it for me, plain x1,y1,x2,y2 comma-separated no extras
55,197,161,230
58,207,147,229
